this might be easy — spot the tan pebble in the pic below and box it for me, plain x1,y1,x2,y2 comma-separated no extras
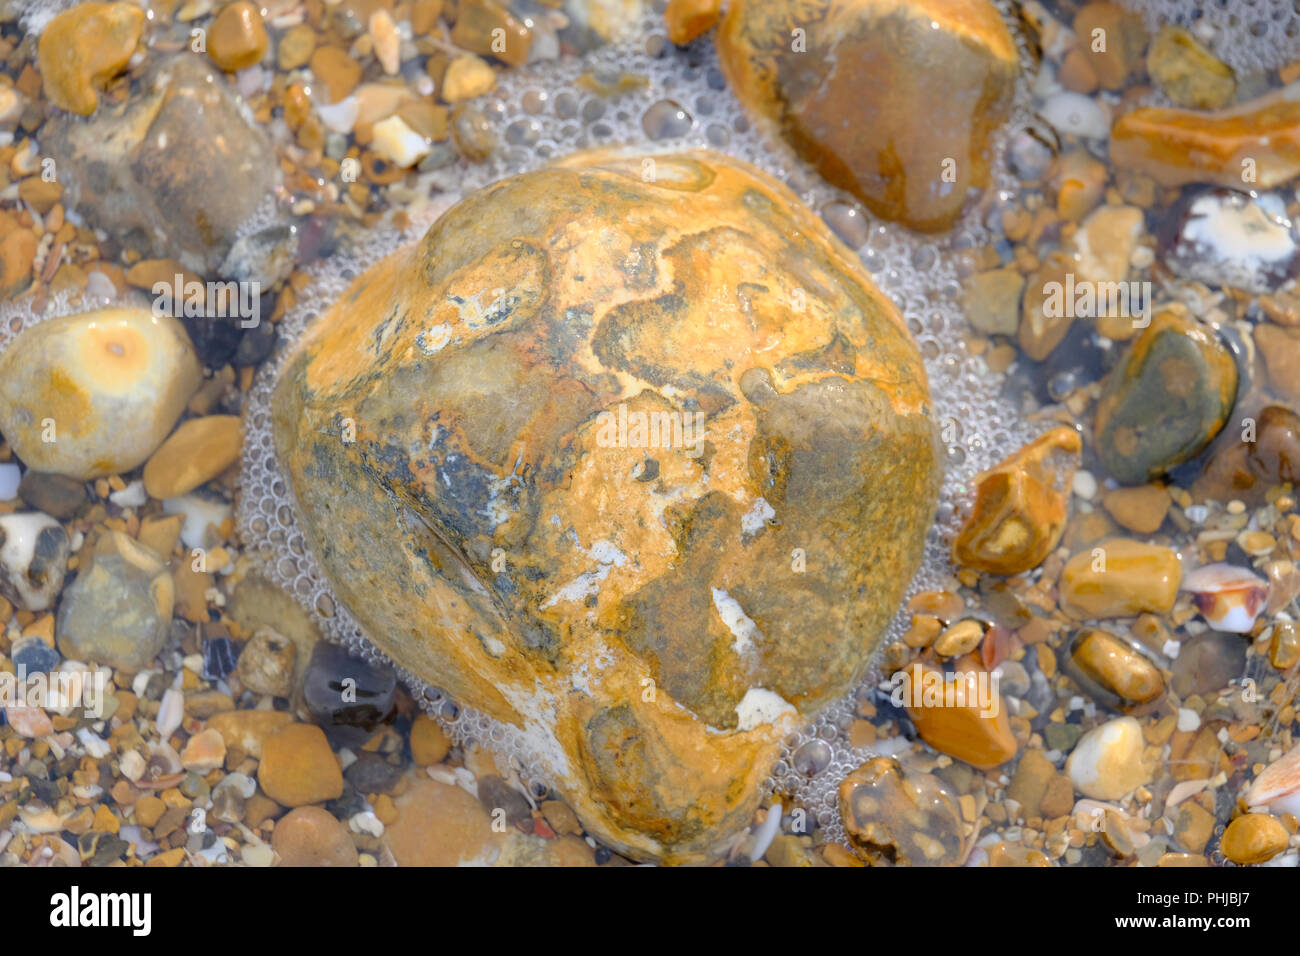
441,54,497,103
1102,484,1169,535
1059,539,1181,618
1066,716,1152,800
142,415,243,500
208,1,269,73
205,709,294,758
277,23,316,70
409,713,450,765
369,10,401,75
1220,813,1289,865
933,619,984,658
134,794,166,828
272,806,359,866
3,704,53,738
452,0,531,68
258,723,344,807
310,47,363,103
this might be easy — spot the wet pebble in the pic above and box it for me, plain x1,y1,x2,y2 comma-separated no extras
1066,716,1152,800
0,512,69,612
272,806,359,867
838,756,964,866
258,723,344,808
1220,813,1289,865
302,641,397,745
1065,628,1165,712
236,628,297,698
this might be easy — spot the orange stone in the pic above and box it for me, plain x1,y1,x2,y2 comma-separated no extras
953,426,1081,575
257,723,344,808
1111,88,1300,191
1059,539,1181,619
899,662,1017,769
665,0,722,45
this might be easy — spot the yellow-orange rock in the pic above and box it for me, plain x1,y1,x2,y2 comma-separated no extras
257,723,344,807
272,148,941,863
1219,813,1289,865
1059,539,1181,619
208,1,269,73
838,756,965,865
1065,627,1165,711
896,662,1017,769
665,0,721,45
717,0,1020,232
953,426,1080,575
37,2,144,115
1111,88,1300,191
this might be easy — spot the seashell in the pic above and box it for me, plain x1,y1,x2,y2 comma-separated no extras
1244,743,1300,818
1180,562,1269,633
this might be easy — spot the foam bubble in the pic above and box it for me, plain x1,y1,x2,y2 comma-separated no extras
1119,0,1300,74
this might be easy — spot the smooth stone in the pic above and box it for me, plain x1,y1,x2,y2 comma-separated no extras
1165,191,1297,294
301,641,396,744
953,426,1080,575
235,629,297,698
409,713,450,766
258,723,344,807
272,148,940,863
208,1,268,73
0,308,202,480
1146,25,1235,109
1101,484,1169,535
37,2,143,114
1248,405,1300,485
43,55,291,279
272,806,359,866
1065,628,1165,711
1219,813,1289,865
55,532,174,672
1110,85,1300,191
1094,309,1237,484
142,415,243,500
309,47,362,104
370,115,431,168
277,23,316,70
1072,1,1146,90
205,709,294,758
11,635,60,675
180,728,227,772
450,103,496,161
0,512,69,612
441,54,496,103
1255,323,1300,405
717,0,1019,232
838,756,964,865
451,0,531,67
901,662,1017,769
1059,539,1181,619
1066,716,1152,800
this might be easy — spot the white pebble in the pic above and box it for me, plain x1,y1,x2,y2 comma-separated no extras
120,749,146,782
1072,470,1097,500
109,479,148,508
747,801,783,863
350,810,384,837
1177,708,1201,732
1040,91,1111,140
156,686,184,739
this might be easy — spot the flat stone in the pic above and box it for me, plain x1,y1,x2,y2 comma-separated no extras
236,629,297,698
1147,26,1236,109
900,662,1017,769
258,723,344,807
838,756,964,865
963,267,1024,337
0,308,202,480
451,0,531,67
1101,484,1169,534
143,415,243,500
409,713,450,766
1059,539,1181,619
1220,813,1288,865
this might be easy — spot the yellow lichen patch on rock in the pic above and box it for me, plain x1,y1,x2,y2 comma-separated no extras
37,2,144,115
272,148,941,862
0,308,202,480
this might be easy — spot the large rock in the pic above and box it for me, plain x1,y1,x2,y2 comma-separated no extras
717,0,1020,232
43,55,292,281
272,148,942,863
0,307,202,480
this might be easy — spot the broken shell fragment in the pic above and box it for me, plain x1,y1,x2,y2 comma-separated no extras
1244,743,1300,819
1180,562,1269,634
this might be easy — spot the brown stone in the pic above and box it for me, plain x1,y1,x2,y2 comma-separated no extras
953,426,1080,575
37,2,144,115
208,1,268,73
236,629,297,698
1059,539,1181,619
1173,800,1215,854
1006,748,1057,819
278,23,316,70
1072,2,1147,90
451,0,531,68
258,723,344,807
309,47,363,103
1255,324,1300,404
409,713,450,765
272,806,359,866
1111,88,1300,191
143,415,244,500
717,0,1019,232
1146,26,1235,109
272,149,940,863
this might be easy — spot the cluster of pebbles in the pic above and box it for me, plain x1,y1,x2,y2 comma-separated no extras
0,0,1299,867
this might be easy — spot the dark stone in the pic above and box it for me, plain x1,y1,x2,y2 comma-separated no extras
78,831,129,866
302,641,397,744
343,751,403,795
182,314,243,369
202,634,238,681
16,471,85,518
1248,405,1300,485
234,318,278,368
11,636,59,674
1094,310,1238,485
1171,632,1247,698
